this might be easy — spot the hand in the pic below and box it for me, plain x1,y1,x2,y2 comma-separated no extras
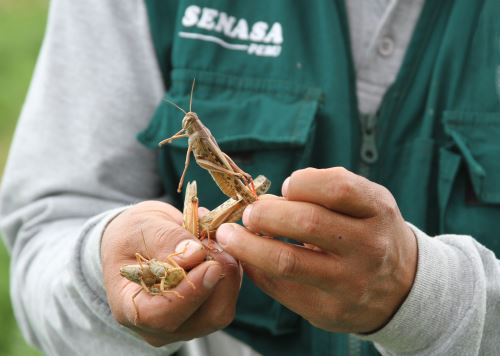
216,167,417,334
102,201,241,346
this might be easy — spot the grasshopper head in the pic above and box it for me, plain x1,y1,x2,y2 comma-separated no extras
120,264,142,284
182,112,202,135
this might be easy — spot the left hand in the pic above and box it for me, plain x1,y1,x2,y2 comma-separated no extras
216,167,417,334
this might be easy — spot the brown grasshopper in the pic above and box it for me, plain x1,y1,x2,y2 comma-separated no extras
198,175,271,239
159,80,257,204
121,81,271,321
119,229,194,324
182,175,270,240
183,180,200,238
120,176,270,323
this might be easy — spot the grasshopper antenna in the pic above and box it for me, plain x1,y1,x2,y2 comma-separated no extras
189,78,196,112
163,98,187,115
140,226,152,260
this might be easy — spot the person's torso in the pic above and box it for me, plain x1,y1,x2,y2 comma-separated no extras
138,1,500,354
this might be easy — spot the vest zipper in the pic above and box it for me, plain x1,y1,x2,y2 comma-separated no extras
358,112,379,177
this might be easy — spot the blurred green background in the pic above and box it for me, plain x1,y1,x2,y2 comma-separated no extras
0,0,48,355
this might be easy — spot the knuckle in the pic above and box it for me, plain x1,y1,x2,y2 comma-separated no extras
333,179,355,202
369,240,390,268
323,170,355,203
275,247,299,278
378,188,400,218
298,206,321,236
330,166,349,175
213,306,236,329
329,166,351,181
386,199,400,218
356,230,389,264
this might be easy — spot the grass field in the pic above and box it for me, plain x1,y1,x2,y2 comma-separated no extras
0,1,48,355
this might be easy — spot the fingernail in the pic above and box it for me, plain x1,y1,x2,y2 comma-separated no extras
198,206,210,218
242,204,253,226
216,224,235,248
174,239,204,258
282,177,290,197
203,263,222,289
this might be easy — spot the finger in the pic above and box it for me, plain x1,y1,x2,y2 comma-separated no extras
282,167,381,218
140,221,205,265
216,223,340,287
171,239,207,270
242,199,360,253
243,265,350,332
198,206,210,218
133,248,241,343
118,223,206,270
244,264,328,319
121,260,224,331
172,247,241,338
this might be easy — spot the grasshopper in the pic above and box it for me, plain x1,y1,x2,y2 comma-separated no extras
121,81,271,321
159,80,257,204
183,180,200,238
182,175,270,240
198,175,271,239
120,176,270,322
119,229,194,324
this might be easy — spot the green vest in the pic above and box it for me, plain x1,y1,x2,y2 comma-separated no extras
138,1,500,355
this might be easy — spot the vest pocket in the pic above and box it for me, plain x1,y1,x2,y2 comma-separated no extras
438,111,500,254
139,69,321,207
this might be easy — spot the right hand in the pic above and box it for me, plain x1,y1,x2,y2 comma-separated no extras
101,200,242,347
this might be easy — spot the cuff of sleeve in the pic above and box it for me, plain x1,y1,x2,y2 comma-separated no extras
80,206,129,304
357,223,476,353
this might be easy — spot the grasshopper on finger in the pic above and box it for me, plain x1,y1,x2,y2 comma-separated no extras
119,229,194,324
159,80,257,204
198,175,271,239
183,181,200,239
120,176,270,322
182,175,270,240
122,81,271,320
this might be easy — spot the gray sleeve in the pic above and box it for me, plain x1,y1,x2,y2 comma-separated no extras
359,224,500,355
0,1,183,354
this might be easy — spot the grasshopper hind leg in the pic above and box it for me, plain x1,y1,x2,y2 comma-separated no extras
165,248,196,291
131,280,151,325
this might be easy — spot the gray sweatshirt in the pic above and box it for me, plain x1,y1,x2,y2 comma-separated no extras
0,1,499,355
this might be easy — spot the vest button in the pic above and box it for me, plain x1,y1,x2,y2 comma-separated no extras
361,148,378,164
378,36,395,57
